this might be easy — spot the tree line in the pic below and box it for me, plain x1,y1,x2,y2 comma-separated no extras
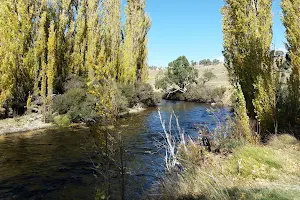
190,59,221,66
0,0,150,119
222,0,300,141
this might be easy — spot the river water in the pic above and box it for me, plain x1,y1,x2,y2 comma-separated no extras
0,100,229,200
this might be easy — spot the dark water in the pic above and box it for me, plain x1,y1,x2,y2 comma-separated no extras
0,100,229,200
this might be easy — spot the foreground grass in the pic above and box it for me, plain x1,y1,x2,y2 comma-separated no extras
153,134,300,200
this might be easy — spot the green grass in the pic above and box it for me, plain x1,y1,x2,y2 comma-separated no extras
227,145,284,180
153,134,300,200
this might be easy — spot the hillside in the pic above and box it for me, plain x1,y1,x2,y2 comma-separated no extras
148,64,230,88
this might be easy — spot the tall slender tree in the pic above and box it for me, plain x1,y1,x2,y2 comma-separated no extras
0,0,36,110
120,0,151,84
222,0,274,137
281,0,300,125
47,22,56,100
71,0,88,76
100,0,122,79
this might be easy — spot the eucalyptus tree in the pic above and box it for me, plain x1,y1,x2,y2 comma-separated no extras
155,56,198,97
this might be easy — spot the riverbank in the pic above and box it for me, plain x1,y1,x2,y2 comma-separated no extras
161,87,232,106
0,113,52,135
0,105,149,135
153,134,300,199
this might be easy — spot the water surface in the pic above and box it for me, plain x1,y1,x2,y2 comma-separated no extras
0,100,229,199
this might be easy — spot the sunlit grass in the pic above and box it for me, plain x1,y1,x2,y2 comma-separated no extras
153,134,300,200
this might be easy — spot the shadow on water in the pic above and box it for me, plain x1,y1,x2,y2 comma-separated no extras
0,127,97,200
0,100,230,200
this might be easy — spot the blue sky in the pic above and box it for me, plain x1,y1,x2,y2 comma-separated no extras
146,0,287,67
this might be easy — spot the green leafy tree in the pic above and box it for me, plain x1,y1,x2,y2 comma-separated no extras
100,0,121,79
191,60,197,66
212,59,221,65
155,56,198,96
200,70,217,85
0,0,36,110
233,83,254,143
199,59,212,66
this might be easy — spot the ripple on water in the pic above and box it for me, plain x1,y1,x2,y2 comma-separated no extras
0,100,230,199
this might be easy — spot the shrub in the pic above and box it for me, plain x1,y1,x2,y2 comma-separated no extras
118,83,160,108
211,87,227,103
52,78,98,123
184,85,227,104
114,85,129,113
135,83,158,107
119,84,137,107
53,114,71,126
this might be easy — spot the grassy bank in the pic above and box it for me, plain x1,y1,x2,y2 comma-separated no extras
152,134,300,200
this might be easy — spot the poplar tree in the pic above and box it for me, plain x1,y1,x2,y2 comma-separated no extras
0,0,35,108
100,0,121,79
222,0,274,137
281,0,300,124
47,22,56,99
71,0,88,75
0,0,152,119
233,83,254,143
86,0,100,67
35,1,48,97
86,0,116,119
121,0,151,84
54,0,76,92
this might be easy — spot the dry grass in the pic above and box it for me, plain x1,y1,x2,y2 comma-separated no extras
147,64,231,89
151,134,300,200
0,113,51,135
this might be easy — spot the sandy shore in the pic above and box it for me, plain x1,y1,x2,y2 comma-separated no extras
0,113,51,135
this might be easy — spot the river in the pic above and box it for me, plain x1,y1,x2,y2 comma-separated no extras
0,100,229,200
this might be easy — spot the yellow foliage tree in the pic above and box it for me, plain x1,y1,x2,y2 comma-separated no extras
281,0,300,124
71,0,88,76
222,0,274,137
0,0,35,108
120,0,151,84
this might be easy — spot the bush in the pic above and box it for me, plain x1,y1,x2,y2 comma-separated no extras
52,78,98,123
114,85,129,113
135,83,158,107
118,83,160,108
53,114,71,126
184,85,227,104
